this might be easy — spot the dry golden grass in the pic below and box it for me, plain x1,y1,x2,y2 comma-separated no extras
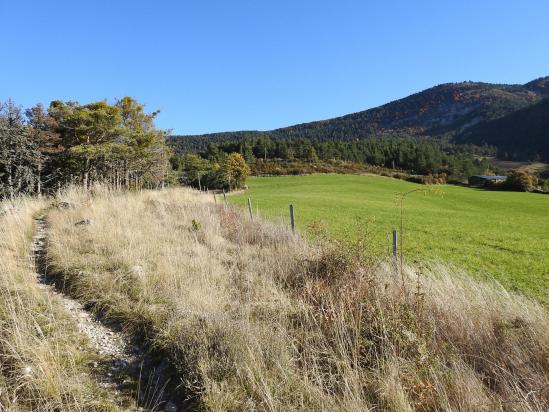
44,186,548,411
0,197,122,411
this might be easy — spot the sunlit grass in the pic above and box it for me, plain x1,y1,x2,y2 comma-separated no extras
231,174,549,302
44,186,548,410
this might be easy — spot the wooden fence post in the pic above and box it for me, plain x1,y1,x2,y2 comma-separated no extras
392,229,398,259
213,193,217,204
289,204,295,233
247,198,253,221
223,190,228,209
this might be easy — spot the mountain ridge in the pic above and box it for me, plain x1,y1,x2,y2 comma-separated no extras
170,76,549,159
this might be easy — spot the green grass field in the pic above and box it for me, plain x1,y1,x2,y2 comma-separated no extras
231,174,549,303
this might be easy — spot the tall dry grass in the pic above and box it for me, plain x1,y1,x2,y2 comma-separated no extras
45,186,549,411
0,197,123,411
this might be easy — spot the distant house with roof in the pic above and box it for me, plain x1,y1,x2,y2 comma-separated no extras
468,175,508,187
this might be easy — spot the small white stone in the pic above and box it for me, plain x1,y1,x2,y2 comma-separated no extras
164,401,178,412
21,366,33,377
130,265,144,275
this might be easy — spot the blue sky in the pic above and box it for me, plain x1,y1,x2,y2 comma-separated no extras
1,0,548,134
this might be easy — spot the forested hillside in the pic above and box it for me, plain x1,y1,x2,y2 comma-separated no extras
170,76,549,161
457,97,549,161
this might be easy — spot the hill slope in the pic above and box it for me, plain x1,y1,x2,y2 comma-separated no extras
171,76,549,158
457,97,549,160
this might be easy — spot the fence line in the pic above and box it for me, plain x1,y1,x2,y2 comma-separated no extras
212,193,399,261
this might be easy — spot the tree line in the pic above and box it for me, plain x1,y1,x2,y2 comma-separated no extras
0,97,171,199
172,136,495,183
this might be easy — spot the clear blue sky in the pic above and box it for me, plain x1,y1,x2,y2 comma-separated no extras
1,0,548,134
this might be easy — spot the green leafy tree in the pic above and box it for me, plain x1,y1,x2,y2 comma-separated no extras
305,146,319,163
115,97,171,189
48,98,170,190
49,100,122,189
176,153,211,189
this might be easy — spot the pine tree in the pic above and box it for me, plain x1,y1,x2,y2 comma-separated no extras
26,104,63,194
0,100,37,199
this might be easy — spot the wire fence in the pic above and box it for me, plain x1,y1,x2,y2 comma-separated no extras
198,186,401,262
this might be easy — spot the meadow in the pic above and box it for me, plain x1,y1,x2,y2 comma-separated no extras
231,174,549,302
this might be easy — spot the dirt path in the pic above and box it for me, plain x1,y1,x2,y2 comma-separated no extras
32,216,178,411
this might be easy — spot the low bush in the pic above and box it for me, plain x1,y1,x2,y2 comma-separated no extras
407,173,447,185
505,170,539,192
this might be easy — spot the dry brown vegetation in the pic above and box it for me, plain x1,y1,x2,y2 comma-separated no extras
36,186,548,411
488,159,549,175
0,198,125,411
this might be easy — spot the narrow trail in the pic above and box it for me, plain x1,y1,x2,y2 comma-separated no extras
32,215,178,411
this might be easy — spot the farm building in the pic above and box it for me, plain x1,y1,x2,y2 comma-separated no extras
468,175,508,187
